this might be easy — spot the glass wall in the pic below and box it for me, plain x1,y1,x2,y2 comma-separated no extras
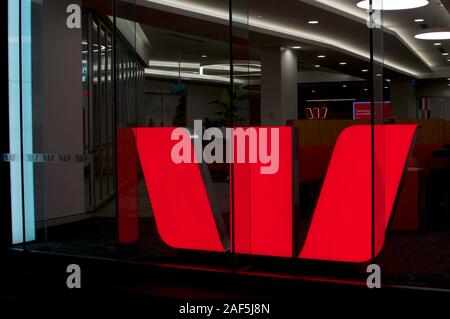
5,0,119,258
4,0,450,291
115,0,233,270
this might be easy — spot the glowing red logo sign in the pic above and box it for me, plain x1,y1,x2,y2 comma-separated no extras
118,125,418,263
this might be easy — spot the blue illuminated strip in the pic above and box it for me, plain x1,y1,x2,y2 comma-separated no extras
8,0,35,244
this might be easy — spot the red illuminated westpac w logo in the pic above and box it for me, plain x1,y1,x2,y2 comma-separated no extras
117,125,418,263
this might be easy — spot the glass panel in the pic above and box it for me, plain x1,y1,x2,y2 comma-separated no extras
116,0,233,272
231,0,381,284
230,0,251,272
7,0,36,245
107,32,113,195
82,11,92,211
6,0,117,258
378,0,450,291
372,0,385,271
93,20,101,206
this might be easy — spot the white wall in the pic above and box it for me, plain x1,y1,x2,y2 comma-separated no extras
42,0,85,220
416,82,450,120
391,80,417,119
261,47,298,125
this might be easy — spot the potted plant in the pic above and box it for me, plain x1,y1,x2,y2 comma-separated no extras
209,88,247,127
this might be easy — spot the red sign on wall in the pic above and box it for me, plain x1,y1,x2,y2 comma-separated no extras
353,102,392,120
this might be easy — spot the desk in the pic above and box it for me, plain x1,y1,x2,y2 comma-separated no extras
391,168,426,232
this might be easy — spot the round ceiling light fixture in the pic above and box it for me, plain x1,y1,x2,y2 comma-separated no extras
356,0,429,10
415,28,450,40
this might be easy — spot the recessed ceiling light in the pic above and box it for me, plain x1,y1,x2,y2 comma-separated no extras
434,42,442,46
357,0,429,10
362,69,368,72
292,46,302,49
447,78,450,81
308,20,319,24
339,62,347,65
414,18,425,23
342,84,347,88
443,52,449,56
315,65,321,68
386,79,391,82
384,87,388,89
318,55,326,58
312,90,316,93
415,30,450,40
376,73,382,77
201,55,208,58
364,89,368,91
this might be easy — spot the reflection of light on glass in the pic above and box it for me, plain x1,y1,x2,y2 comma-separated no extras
8,0,35,244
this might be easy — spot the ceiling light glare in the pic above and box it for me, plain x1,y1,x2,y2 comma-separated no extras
434,43,442,46
308,20,319,24
415,31,450,40
357,0,429,10
339,62,347,65
318,55,326,58
362,69,368,72
292,46,302,49
414,19,425,23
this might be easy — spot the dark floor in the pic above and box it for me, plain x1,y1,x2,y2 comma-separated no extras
18,212,450,291
2,248,450,312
